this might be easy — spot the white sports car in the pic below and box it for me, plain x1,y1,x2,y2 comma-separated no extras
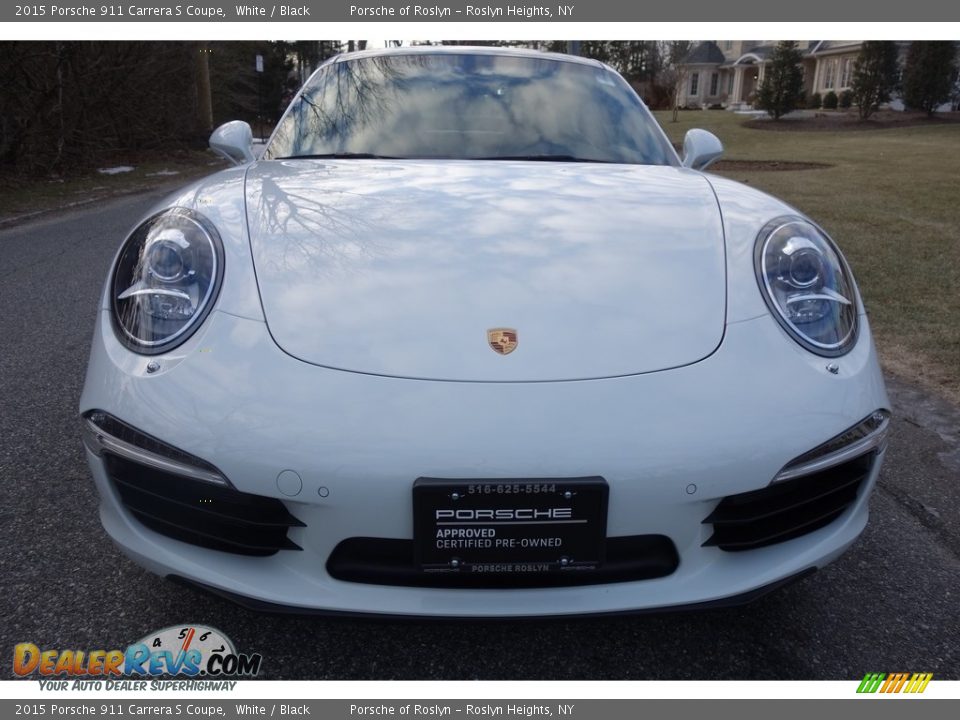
80,46,890,617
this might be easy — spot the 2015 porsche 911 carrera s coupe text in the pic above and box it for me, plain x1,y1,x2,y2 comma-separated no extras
80,46,890,617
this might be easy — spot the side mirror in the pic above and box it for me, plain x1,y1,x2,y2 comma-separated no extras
209,121,255,166
681,129,723,171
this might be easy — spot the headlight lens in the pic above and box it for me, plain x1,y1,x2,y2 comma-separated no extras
755,217,858,356
111,208,224,354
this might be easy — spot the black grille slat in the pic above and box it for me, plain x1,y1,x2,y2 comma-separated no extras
704,453,874,552
703,506,849,550
112,474,303,529
115,488,302,550
128,508,302,556
105,454,302,557
703,471,864,525
108,455,303,524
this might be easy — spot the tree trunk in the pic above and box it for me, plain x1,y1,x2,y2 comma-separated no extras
196,42,213,135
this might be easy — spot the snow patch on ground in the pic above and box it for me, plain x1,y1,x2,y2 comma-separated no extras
98,166,135,175
145,170,180,177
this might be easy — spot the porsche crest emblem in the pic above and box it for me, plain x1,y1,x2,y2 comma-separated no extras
487,328,518,355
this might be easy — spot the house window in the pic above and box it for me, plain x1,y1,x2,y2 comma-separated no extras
690,72,699,96
724,41,733,51
840,57,852,88
824,59,836,90
710,73,719,96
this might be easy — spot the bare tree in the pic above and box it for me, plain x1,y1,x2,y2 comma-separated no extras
0,42,200,175
665,41,694,122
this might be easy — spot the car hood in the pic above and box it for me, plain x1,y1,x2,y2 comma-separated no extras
245,159,725,382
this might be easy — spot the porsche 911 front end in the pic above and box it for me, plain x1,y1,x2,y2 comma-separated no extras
80,47,889,617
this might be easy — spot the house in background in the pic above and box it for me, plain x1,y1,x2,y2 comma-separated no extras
678,41,880,110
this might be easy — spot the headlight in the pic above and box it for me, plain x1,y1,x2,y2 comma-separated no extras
111,208,224,354
754,216,858,356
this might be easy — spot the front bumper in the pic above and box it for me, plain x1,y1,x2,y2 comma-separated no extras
80,307,888,617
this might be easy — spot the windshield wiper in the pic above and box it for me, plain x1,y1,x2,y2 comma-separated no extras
473,154,617,163
276,153,620,163
275,152,399,160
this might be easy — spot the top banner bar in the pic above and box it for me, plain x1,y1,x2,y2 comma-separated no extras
5,0,960,22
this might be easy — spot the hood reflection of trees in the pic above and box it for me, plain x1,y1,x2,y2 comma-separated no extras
254,173,388,277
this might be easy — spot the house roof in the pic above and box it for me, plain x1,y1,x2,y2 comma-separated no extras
726,42,823,67
742,45,773,60
813,41,863,55
685,41,726,65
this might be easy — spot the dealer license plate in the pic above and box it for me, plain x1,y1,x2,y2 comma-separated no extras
413,477,608,574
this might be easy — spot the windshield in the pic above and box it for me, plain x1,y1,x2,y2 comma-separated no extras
265,52,676,165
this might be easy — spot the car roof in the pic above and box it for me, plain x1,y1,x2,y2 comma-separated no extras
328,45,610,71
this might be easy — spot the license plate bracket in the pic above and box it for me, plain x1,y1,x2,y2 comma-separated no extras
413,477,608,575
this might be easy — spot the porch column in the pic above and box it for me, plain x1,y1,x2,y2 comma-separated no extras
731,66,743,106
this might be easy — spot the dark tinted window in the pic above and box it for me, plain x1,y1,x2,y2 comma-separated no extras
266,53,675,165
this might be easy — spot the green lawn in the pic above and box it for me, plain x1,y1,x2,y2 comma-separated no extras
655,110,960,402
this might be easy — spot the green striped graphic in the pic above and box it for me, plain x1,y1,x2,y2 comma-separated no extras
857,673,886,693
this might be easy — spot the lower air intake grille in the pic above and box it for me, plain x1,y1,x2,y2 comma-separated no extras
703,452,875,552
327,535,679,588
105,454,304,556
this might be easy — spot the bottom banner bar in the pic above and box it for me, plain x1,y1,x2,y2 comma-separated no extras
0,699,956,720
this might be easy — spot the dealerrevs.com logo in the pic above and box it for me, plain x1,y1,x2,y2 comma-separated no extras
14,625,262,689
